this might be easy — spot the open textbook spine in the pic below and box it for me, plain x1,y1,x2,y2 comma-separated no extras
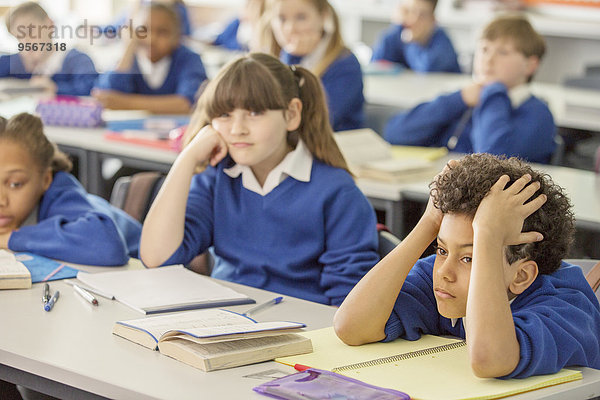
113,309,313,372
0,250,32,289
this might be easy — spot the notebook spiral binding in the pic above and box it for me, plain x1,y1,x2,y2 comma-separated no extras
332,340,467,372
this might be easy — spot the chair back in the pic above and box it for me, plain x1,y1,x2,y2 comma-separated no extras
377,224,401,258
550,134,565,166
109,172,165,223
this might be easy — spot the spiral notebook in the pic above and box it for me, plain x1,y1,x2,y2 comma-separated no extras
276,327,582,400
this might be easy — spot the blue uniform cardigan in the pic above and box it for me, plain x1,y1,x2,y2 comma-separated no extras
372,24,461,73
95,45,206,105
384,82,556,164
281,50,365,132
213,18,245,51
383,255,600,378
0,49,98,96
161,158,380,306
8,172,141,266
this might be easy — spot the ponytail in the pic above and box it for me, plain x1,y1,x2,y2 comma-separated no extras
0,113,72,173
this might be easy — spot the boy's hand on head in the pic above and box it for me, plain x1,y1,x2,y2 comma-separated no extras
473,174,546,246
424,160,459,231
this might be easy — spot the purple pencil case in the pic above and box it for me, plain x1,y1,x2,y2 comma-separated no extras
253,368,410,400
36,96,104,128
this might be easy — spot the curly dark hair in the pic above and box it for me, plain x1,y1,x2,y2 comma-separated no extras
430,153,574,274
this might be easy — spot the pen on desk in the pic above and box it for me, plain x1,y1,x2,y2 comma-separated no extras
65,280,114,300
44,290,60,312
243,296,284,317
42,283,50,304
73,284,98,306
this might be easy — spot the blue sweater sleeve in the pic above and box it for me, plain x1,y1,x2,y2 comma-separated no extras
53,50,98,96
384,90,467,146
8,174,132,266
471,83,556,163
317,184,379,306
174,51,207,105
95,69,135,93
321,53,365,131
161,167,216,266
383,256,443,341
0,55,10,76
213,18,243,50
404,28,461,73
371,25,406,66
504,267,600,378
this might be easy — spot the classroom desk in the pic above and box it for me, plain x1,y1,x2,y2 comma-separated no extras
2,261,600,400
357,154,600,238
0,261,336,400
363,72,600,133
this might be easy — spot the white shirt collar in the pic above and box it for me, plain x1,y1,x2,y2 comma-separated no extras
136,50,172,89
508,84,532,108
223,139,313,196
299,33,332,72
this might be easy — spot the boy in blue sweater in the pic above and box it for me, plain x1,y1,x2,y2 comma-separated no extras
371,0,460,73
0,2,98,96
0,113,141,266
93,2,206,114
335,154,600,379
384,15,556,164
141,53,379,306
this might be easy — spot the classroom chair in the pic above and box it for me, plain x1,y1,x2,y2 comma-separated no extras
565,259,600,303
550,134,566,166
377,223,401,258
595,145,600,173
109,172,213,275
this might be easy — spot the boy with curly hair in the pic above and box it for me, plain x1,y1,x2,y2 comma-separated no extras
334,154,600,378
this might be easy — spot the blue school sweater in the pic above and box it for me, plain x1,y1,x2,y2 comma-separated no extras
382,255,600,378
0,49,98,96
213,18,244,51
371,25,461,73
95,45,206,105
8,172,141,266
384,83,556,164
281,50,365,132
161,158,380,306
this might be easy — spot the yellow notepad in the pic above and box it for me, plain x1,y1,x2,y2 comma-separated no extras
390,145,449,162
276,327,582,400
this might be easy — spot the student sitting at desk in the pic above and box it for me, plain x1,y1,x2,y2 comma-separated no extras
0,113,141,266
259,0,365,132
93,2,206,114
384,15,556,164
334,154,600,378
140,53,380,306
212,0,265,51
0,2,98,96
371,0,461,73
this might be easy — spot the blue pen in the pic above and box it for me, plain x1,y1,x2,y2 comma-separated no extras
44,290,60,312
243,296,283,317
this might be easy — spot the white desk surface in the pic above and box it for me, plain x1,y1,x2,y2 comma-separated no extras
2,261,600,400
0,261,337,400
364,72,600,133
357,154,600,228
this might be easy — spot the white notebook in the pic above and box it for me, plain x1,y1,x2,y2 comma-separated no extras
77,265,254,314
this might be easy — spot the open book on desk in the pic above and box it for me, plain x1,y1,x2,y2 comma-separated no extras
77,265,254,314
114,308,312,371
276,327,582,400
0,250,31,289
334,129,446,182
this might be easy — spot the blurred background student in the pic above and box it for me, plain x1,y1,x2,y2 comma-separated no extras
0,1,98,96
212,0,265,51
93,2,206,114
259,0,365,132
384,15,556,164
105,0,192,38
371,0,460,73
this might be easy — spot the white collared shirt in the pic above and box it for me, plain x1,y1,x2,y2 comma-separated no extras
508,84,532,109
136,50,172,89
223,139,313,196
